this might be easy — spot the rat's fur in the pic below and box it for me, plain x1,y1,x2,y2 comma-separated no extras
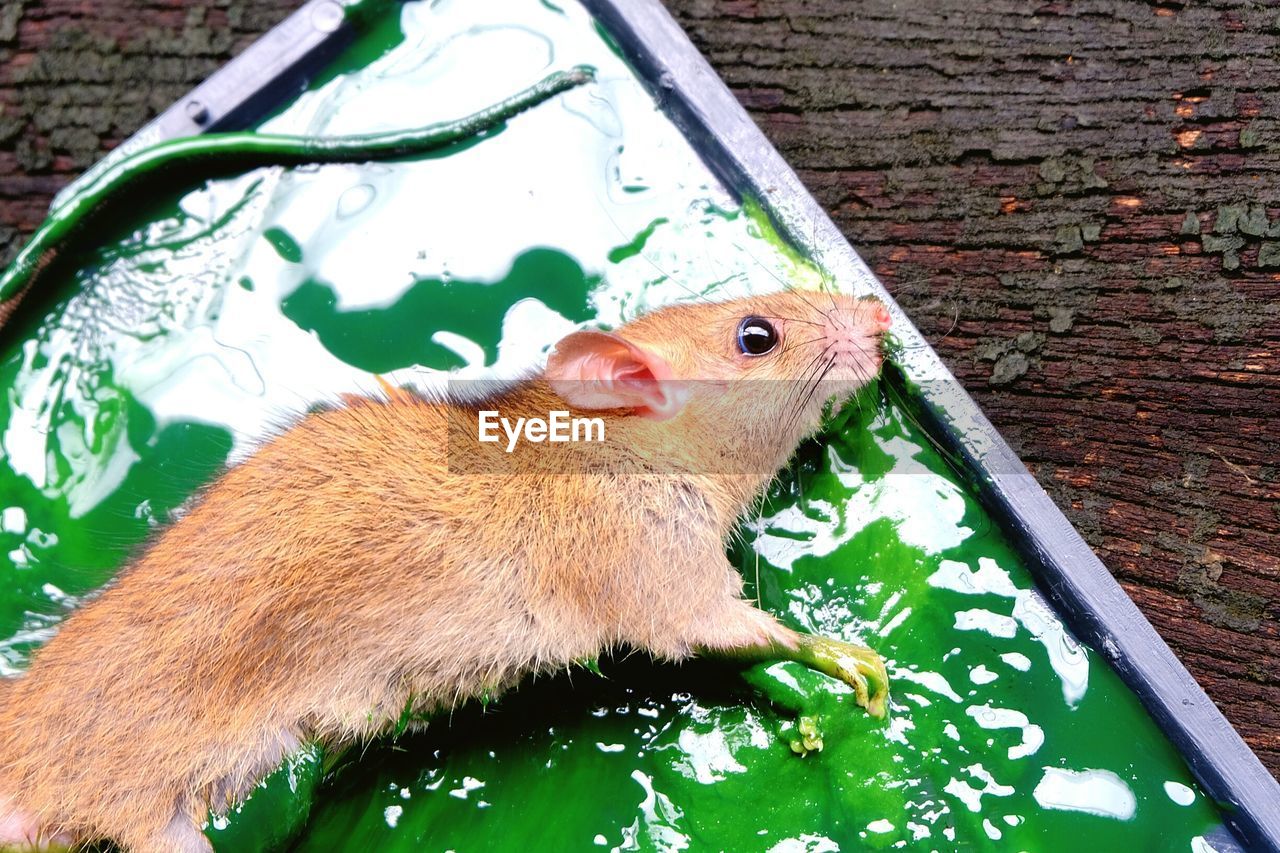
0,291,888,852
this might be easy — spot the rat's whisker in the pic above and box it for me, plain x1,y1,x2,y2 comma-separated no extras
816,258,840,313
786,346,834,413
877,374,972,475
783,349,835,435
788,286,829,321
593,199,716,307
755,313,824,328
778,351,830,432
729,238,795,294
789,354,838,434
778,335,827,357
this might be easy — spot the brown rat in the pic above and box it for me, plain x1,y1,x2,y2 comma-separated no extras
0,289,892,852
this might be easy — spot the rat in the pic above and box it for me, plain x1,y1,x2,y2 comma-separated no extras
0,289,892,852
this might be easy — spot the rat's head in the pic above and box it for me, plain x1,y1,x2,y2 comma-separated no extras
545,290,891,460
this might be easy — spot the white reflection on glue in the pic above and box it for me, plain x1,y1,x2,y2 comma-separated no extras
965,704,1044,761
928,557,1090,706
1032,767,1136,821
944,763,1015,812
748,441,973,573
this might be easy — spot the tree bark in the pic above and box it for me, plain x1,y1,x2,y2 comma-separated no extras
0,0,1275,776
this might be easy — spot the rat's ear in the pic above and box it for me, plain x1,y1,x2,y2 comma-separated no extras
546,330,687,420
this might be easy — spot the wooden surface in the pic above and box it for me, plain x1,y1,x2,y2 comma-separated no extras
1,0,1276,776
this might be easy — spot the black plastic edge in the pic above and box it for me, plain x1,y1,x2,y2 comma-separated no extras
77,0,1280,848
52,0,356,211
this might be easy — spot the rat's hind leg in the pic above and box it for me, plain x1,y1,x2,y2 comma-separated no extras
156,811,214,853
0,795,74,850
686,597,890,719
117,806,212,853
117,725,302,853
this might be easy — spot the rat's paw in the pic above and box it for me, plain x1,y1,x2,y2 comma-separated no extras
0,796,72,851
784,714,825,756
740,663,826,755
803,637,890,719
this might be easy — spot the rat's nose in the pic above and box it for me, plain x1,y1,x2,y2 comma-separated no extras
821,298,891,362
869,300,892,331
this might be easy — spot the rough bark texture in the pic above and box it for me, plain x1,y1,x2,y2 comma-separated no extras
0,0,1276,776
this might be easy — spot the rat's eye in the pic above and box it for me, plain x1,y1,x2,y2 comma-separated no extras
737,317,779,356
